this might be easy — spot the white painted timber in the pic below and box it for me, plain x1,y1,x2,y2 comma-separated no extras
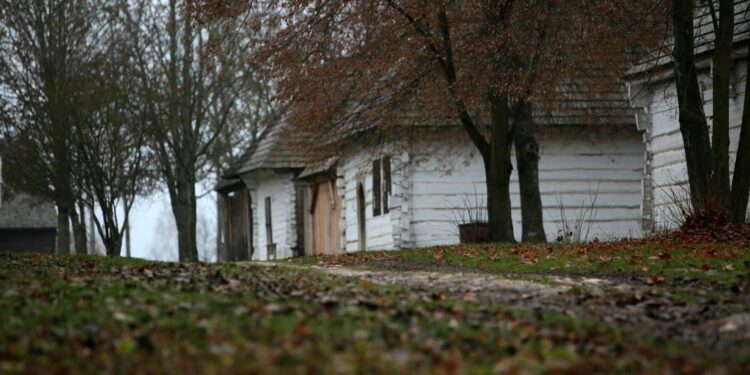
241,170,298,260
340,151,396,252
646,58,750,229
329,130,645,249
402,130,645,247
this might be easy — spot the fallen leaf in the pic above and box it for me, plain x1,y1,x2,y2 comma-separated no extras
462,291,478,302
646,275,664,285
295,323,310,337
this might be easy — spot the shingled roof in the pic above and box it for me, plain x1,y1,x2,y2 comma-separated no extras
223,122,307,179
532,80,636,127
691,0,750,54
0,193,57,229
297,157,337,179
629,0,750,76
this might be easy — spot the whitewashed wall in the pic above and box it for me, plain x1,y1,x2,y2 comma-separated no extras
647,59,749,229
340,152,396,252
242,170,298,260
407,130,646,246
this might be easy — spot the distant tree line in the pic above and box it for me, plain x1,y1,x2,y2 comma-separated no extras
0,0,276,259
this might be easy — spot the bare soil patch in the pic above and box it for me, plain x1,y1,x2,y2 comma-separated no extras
313,263,750,356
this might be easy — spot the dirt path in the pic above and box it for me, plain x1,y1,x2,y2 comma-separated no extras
310,264,750,355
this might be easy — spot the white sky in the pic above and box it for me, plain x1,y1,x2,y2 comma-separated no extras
119,188,218,262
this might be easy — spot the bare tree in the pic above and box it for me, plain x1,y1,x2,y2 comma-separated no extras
0,0,125,254
71,36,152,257
129,0,261,262
1,0,154,256
671,0,750,222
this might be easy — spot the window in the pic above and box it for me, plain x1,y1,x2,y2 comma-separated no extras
372,156,392,216
372,159,381,216
265,196,273,245
382,156,391,213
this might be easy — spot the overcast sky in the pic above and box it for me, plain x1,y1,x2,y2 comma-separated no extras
124,188,218,262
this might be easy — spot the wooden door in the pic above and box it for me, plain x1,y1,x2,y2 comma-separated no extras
225,189,251,261
311,179,342,255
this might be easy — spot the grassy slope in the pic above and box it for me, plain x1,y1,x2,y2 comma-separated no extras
0,253,748,374
290,240,750,285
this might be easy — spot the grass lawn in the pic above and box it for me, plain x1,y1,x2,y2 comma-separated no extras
289,238,750,285
1,252,749,374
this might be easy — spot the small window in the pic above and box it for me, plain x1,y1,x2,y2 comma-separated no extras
265,197,273,245
372,159,381,216
382,156,391,213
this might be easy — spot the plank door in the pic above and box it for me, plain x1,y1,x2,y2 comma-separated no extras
311,179,342,255
226,190,250,261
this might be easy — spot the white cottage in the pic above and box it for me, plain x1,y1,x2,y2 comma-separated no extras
217,2,750,261
217,126,307,261
627,0,750,230
316,125,646,254
218,100,647,260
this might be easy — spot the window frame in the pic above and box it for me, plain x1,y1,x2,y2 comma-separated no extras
382,156,391,214
372,159,381,216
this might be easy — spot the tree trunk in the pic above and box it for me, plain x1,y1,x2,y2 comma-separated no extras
56,204,71,254
216,193,225,262
672,0,713,211
175,201,198,262
730,43,750,223
69,205,88,255
125,217,131,258
94,206,124,257
88,205,96,254
709,0,734,211
513,102,546,243
486,93,516,243
172,175,199,262
103,230,122,257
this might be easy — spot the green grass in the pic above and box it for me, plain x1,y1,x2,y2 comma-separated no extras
289,241,750,284
1,252,746,373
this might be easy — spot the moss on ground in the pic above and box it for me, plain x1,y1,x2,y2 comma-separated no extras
1,253,748,373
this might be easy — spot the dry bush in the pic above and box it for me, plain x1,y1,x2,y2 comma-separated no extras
657,177,750,243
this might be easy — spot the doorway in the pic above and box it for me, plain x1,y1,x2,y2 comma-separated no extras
311,179,342,255
226,188,251,261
